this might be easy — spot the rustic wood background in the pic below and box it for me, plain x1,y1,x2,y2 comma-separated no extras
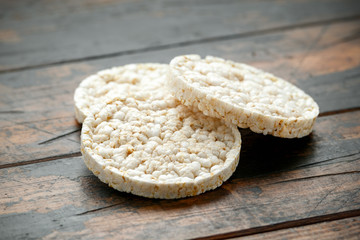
1,0,359,239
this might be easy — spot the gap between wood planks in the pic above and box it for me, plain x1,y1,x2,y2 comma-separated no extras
266,170,360,185
38,128,80,145
0,152,81,169
290,151,360,170
0,14,360,75
191,209,360,240
318,106,360,117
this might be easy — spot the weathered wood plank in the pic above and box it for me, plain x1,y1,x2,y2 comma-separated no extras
1,19,359,165
1,0,360,71
0,111,359,239
236,216,360,240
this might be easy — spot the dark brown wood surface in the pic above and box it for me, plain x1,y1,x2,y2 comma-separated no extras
1,0,360,72
237,217,360,240
1,0,360,239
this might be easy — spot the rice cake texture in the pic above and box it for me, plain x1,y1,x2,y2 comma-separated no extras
81,96,241,199
169,55,319,138
74,63,168,123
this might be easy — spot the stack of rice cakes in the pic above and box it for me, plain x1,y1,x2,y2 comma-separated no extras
74,55,319,199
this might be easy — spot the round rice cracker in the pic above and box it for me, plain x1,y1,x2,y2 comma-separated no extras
74,63,169,123
169,55,319,138
81,96,241,199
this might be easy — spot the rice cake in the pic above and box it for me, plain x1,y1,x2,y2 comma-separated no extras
80,66,241,199
74,63,168,123
169,55,319,138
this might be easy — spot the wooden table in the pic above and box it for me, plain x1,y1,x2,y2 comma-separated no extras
1,1,360,239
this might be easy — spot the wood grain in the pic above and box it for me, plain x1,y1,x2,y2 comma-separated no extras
1,111,359,239
1,0,360,71
235,216,360,240
1,19,359,166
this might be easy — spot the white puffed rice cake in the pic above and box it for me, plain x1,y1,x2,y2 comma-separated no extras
74,63,168,123
169,55,319,138
80,66,241,199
